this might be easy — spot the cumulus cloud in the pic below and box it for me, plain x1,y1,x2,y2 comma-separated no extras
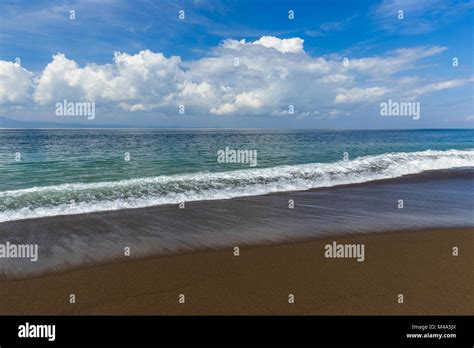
210,91,264,115
33,51,183,107
2,36,471,118
251,36,305,54
0,61,34,104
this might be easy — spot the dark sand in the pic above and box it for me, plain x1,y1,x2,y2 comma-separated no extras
0,169,472,314
0,227,472,315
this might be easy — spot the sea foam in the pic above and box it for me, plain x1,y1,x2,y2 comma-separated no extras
0,149,473,223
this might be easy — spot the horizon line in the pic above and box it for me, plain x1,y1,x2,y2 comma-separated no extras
1,127,473,131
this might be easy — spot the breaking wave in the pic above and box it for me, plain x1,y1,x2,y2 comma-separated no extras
1,149,473,223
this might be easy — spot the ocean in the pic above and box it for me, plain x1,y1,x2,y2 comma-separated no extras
0,129,473,223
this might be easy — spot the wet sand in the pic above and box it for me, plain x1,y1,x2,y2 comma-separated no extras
0,227,472,315
0,168,472,277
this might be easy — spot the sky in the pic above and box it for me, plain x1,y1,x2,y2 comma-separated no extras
0,0,473,128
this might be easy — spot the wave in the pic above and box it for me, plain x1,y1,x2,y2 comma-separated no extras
0,149,473,223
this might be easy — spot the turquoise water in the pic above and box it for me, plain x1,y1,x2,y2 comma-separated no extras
0,129,473,222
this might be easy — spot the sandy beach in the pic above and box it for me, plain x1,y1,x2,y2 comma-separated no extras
0,227,472,315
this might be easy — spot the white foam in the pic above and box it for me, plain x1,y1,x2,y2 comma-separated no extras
1,149,473,223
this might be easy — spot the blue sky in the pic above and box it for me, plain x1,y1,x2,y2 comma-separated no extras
0,0,473,128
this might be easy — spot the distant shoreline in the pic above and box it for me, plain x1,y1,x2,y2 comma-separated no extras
2,125,474,130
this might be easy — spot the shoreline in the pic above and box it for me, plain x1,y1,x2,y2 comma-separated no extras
0,168,472,315
0,227,472,315
0,167,473,278
0,223,472,282
2,167,473,225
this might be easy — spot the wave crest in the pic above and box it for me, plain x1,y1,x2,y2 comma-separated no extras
1,149,473,223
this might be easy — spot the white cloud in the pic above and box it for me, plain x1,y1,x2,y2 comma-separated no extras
0,61,33,104
410,78,472,97
347,46,447,76
210,91,264,115
222,36,305,54
221,39,247,50
335,87,389,103
3,36,471,118
33,51,183,105
251,36,305,54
